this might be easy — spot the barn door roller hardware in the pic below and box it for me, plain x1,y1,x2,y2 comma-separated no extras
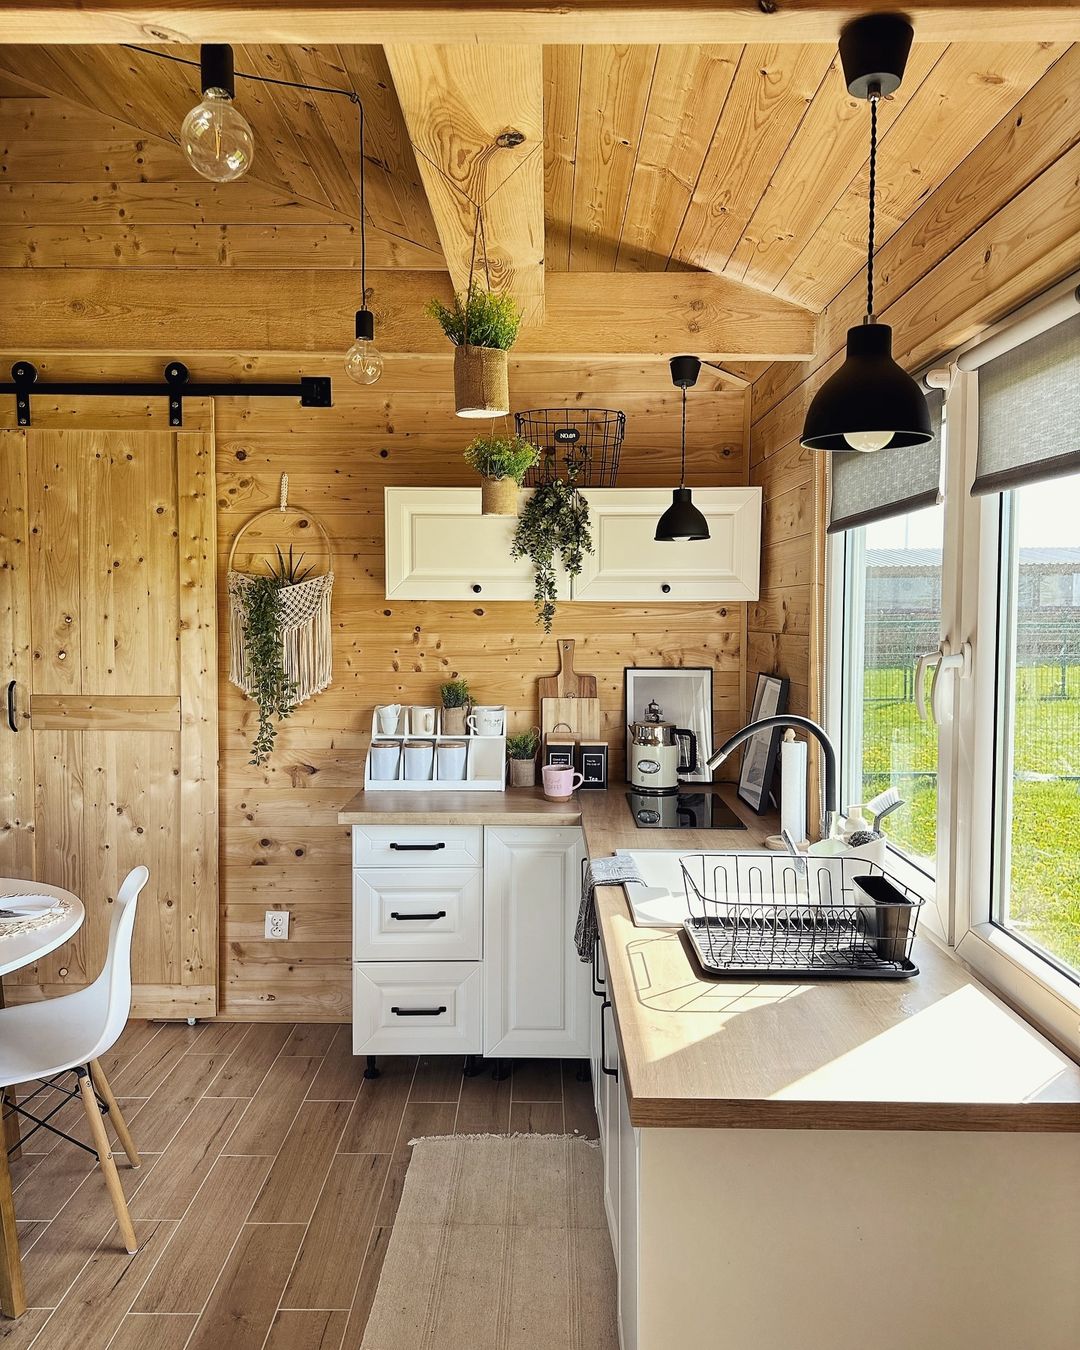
3,361,333,428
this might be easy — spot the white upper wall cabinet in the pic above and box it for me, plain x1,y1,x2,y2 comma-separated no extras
574,488,761,602
384,487,760,603
384,486,569,602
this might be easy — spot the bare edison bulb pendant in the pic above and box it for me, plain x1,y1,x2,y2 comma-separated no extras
345,309,383,385
182,88,254,182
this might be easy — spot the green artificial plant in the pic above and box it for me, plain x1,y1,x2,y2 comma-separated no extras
238,575,296,765
440,678,471,709
506,728,540,761
511,475,593,632
425,283,522,350
463,435,540,484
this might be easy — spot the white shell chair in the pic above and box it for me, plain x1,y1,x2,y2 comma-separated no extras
0,866,148,1254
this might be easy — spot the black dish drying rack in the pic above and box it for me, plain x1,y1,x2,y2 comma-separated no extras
679,852,923,980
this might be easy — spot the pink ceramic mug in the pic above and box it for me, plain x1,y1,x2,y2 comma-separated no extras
542,764,584,800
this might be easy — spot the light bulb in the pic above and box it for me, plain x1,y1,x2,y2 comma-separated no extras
182,89,254,182
843,430,894,452
344,338,383,385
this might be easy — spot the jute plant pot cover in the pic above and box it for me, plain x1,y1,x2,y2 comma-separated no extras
441,705,468,735
454,344,510,416
509,757,537,787
480,476,519,515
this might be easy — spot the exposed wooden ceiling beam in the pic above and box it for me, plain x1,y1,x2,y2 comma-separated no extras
0,4,1075,44
0,268,817,361
385,45,545,324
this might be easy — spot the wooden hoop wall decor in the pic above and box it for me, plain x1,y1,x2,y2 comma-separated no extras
227,474,335,761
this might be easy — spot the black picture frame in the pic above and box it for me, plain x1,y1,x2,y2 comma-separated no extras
737,674,790,813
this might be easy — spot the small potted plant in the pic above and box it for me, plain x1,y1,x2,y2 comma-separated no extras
439,678,471,735
511,472,593,632
426,283,521,417
506,728,540,787
463,434,540,516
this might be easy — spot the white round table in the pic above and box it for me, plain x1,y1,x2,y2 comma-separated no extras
0,879,84,979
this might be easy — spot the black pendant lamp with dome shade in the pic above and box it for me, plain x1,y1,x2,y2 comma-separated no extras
655,355,710,541
801,13,932,454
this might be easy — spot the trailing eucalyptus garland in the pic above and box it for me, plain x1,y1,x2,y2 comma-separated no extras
510,477,593,632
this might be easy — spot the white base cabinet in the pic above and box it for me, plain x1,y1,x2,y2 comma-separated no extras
351,823,589,1060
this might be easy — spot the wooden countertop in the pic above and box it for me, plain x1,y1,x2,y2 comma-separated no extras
338,782,1080,1131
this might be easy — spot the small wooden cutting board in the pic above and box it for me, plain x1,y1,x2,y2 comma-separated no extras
537,639,598,702
542,696,601,742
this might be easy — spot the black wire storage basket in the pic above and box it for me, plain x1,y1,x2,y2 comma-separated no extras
680,853,924,979
514,408,626,487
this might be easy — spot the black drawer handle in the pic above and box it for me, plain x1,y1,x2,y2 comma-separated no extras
391,1005,447,1017
5,680,16,733
600,1000,618,1079
390,910,447,921
388,841,446,851
472,583,482,593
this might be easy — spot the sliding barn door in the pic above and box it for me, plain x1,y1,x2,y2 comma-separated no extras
0,408,218,1017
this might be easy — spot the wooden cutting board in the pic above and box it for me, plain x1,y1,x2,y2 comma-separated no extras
537,639,598,702
541,696,601,741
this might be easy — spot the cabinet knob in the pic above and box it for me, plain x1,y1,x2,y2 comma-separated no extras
472,584,482,594
661,583,671,595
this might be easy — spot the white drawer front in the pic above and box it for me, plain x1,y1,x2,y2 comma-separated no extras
353,961,482,1054
352,824,483,869
353,868,482,961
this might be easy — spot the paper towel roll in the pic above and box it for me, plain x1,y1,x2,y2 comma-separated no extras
780,733,807,844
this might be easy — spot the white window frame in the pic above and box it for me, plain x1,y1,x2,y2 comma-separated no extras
826,273,1080,1057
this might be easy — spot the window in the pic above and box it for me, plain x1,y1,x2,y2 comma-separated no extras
992,470,1080,976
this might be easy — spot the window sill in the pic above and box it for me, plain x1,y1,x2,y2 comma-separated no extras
956,923,1080,1059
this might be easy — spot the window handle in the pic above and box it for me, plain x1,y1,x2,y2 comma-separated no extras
914,648,943,723
930,639,972,724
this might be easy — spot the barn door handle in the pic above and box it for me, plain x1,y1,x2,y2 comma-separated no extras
5,681,16,732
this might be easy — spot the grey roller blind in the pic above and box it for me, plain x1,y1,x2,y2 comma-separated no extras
972,311,1080,496
827,388,944,535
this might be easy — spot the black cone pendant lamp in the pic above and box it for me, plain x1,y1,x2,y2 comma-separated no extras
655,355,710,542
801,14,932,454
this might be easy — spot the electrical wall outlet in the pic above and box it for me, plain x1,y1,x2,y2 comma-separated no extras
264,910,290,940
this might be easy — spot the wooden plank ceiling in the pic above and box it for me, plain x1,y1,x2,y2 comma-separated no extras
0,40,1066,323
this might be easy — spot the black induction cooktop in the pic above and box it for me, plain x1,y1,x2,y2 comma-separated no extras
626,790,747,830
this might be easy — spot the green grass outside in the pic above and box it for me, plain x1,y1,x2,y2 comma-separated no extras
860,663,1080,972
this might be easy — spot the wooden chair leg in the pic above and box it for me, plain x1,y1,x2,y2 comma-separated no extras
89,1060,140,1169
0,1127,26,1319
76,1070,137,1255
1,1094,20,1162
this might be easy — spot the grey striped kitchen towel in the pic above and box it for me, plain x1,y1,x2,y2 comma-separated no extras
575,854,644,961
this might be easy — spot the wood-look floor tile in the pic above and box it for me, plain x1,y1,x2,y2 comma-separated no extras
511,1058,563,1101
0,1306,53,1347
456,1066,512,1136
95,1021,165,1078
21,1155,161,1307
264,1308,348,1350
188,1021,252,1056
22,1219,175,1350
129,1098,247,1221
284,1153,389,1311
509,1101,565,1134
108,1025,201,1097
10,1145,96,1221
121,1054,222,1153
375,1100,458,1228
185,1222,305,1350
336,1057,416,1155
133,1154,274,1315
339,1223,392,1350
282,1024,336,1056
306,1026,365,1103
224,1054,323,1156
14,1218,47,1251
563,1063,600,1139
105,1313,198,1350
248,1100,350,1225
204,1023,292,1098
410,1055,466,1104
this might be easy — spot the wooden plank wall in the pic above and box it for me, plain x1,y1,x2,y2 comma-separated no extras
747,46,1080,814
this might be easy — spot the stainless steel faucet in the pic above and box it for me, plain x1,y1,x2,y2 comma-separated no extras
705,714,840,841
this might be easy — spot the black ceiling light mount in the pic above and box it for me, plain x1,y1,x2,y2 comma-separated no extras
655,355,711,542
801,13,932,454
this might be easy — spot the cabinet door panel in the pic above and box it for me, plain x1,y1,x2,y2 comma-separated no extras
574,488,761,602
352,960,482,1054
483,826,589,1058
353,867,482,961
618,1074,640,1350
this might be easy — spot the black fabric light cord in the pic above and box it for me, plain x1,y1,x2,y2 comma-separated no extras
680,384,688,487
866,92,879,320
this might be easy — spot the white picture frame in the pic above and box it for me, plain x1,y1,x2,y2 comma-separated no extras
623,667,713,783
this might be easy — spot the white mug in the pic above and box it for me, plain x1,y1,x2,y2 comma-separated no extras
375,703,402,736
403,740,434,781
467,705,505,736
410,705,436,736
369,742,401,781
437,741,468,782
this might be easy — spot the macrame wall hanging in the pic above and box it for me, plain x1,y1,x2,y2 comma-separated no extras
228,474,334,764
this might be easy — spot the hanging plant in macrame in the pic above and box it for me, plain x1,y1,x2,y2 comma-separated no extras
227,477,334,765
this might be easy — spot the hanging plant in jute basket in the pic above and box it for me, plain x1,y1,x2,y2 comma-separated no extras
227,477,335,765
454,344,510,419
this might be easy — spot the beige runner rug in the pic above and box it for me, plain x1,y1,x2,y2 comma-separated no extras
361,1134,618,1350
